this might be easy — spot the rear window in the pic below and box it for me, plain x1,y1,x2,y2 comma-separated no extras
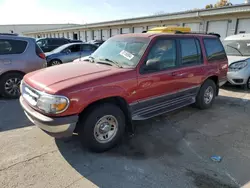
203,38,226,61
0,39,28,55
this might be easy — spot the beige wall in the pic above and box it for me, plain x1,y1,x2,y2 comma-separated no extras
25,12,250,41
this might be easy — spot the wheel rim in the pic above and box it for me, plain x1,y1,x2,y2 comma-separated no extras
204,86,214,104
4,77,21,96
51,60,61,66
94,115,118,144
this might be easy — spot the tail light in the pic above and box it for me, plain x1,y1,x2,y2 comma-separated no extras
35,44,46,59
38,53,46,59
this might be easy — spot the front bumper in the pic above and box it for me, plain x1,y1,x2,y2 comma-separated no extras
20,96,78,138
227,67,250,85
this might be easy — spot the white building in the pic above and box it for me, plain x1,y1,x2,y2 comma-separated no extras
0,24,79,36
23,4,250,41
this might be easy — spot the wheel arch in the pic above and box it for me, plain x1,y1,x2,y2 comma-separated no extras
0,70,25,80
75,96,133,133
203,75,219,96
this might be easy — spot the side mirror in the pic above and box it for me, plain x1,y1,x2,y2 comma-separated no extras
144,59,159,71
146,59,159,67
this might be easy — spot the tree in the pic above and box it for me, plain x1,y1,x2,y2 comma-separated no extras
205,4,214,9
205,0,232,9
215,0,233,7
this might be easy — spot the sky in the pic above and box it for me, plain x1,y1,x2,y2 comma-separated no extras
0,0,244,25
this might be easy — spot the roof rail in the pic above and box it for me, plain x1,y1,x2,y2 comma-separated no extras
0,33,18,36
174,31,221,38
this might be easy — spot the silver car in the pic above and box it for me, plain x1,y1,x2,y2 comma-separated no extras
223,34,250,89
0,33,46,98
45,43,97,66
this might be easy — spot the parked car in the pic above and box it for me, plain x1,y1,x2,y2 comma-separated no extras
223,34,250,88
0,34,46,98
36,38,82,52
45,43,98,66
20,32,228,152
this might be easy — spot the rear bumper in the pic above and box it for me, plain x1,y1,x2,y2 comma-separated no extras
20,96,78,138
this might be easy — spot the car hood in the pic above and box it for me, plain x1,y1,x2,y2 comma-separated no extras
227,56,250,65
24,61,129,94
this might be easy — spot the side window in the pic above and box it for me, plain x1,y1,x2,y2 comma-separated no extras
82,44,97,51
180,38,202,66
204,38,226,61
0,39,27,55
142,39,177,73
69,44,81,52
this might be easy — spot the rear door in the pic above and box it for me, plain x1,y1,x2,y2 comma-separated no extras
172,37,205,91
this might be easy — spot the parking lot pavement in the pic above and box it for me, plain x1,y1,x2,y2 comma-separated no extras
1,86,250,188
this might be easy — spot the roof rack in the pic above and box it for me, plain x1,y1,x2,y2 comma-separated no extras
0,33,18,36
174,31,221,38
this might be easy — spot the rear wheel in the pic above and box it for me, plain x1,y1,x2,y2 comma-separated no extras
79,103,126,152
195,79,216,109
48,59,62,66
0,73,23,99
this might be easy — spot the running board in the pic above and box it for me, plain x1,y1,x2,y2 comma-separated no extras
132,97,195,120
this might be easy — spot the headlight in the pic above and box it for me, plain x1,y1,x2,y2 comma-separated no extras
229,61,247,71
36,95,69,114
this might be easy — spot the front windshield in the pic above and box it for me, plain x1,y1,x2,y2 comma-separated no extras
91,36,150,68
223,40,250,56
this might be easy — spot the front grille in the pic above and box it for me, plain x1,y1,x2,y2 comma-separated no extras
21,82,41,106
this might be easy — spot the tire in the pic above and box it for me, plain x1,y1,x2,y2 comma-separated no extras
48,59,62,66
0,73,23,99
243,77,250,90
79,103,126,152
195,79,216,109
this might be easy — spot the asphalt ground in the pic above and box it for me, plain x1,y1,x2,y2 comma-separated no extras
1,85,250,188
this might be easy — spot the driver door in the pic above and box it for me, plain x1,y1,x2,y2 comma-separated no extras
63,44,81,63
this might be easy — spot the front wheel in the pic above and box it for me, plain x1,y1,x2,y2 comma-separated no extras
79,103,126,152
195,79,216,109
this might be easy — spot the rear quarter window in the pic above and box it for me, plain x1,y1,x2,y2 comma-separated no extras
203,38,226,62
0,39,28,55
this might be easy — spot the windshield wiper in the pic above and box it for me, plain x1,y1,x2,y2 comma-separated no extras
97,58,123,68
226,45,243,56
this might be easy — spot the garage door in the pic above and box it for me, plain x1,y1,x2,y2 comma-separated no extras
86,31,92,42
237,18,250,34
207,20,228,40
134,27,144,33
184,23,200,32
111,29,119,37
94,30,101,40
122,28,130,34
102,29,109,40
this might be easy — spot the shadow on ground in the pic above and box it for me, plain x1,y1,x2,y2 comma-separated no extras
55,94,247,188
0,98,32,132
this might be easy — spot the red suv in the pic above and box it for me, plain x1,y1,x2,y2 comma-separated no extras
20,33,228,152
